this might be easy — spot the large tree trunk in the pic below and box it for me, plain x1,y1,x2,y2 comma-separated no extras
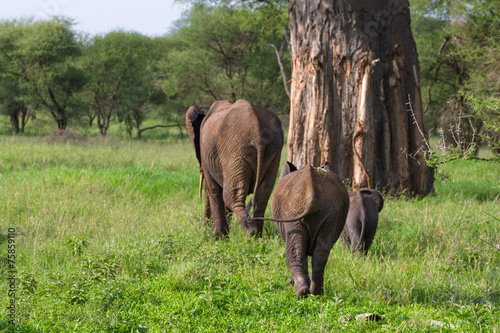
287,0,434,196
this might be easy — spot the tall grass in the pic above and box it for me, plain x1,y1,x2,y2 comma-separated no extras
0,136,498,332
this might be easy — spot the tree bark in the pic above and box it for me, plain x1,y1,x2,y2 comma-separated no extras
97,114,109,136
20,109,28,133
88,114,96,127
10,114,20,135
287,0,434,196
55,112,68,135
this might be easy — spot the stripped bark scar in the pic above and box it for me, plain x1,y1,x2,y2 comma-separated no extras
288,0,434,195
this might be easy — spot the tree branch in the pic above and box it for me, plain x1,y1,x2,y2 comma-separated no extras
137,123,185,139
267,43,290,98
423,35,451,114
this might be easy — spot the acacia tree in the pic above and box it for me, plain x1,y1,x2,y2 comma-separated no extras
287,0,434,195
163,4,289,110
0,77,29,134
119,72,166,139
0,21,30,134
83,31,155,136
0,19,87,133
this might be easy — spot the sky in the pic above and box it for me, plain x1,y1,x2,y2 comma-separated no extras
0,0,188,37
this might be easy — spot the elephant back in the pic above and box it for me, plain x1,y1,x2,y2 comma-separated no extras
272,165,349,221
205,99,282,148
356,188,384,212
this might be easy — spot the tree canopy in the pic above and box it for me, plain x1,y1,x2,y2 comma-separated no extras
0,18,87,132
0,1,497,154
0,5,290,137
162,3,289,110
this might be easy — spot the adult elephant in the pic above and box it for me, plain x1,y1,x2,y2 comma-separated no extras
186,99,283,238
270,161,349,299
341,188,384,255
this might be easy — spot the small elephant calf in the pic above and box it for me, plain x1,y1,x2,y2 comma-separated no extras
271,161,349,299
341,188,384,255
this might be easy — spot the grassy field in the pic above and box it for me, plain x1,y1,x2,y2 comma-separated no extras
0,135,499,332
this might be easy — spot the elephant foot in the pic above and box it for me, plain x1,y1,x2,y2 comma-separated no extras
214,228,229,241
244,226,261,238
296,287,310,299
310,282,324,296
214,235,229,241
292,272,310,299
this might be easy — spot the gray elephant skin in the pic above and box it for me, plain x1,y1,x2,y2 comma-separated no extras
341,188,384,255
186,99,283,238
272,161,349,299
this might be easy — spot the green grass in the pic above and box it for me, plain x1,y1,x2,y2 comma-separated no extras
0,136,499,332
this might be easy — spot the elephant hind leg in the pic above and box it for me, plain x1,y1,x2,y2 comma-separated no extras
289,260,310,299
359,217,378,255
249,153,281,236
310,255,328,296
205,175,229,239
203,186,211,222
284,227,311,299
310,224,338,295
220,164,258,236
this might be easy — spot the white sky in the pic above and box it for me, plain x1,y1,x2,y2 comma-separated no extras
0,0,188,37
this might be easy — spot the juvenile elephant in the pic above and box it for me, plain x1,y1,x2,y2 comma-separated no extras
270,161,349,299
186,99,283,238
341,188,384,255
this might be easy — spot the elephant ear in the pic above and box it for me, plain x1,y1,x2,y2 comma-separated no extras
279,161,297,179
322,161,335,173
185,106,207,167
358,188,384,212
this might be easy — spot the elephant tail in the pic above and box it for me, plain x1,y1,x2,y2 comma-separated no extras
245,200,309,223
249,214,309,223
245,145,266,220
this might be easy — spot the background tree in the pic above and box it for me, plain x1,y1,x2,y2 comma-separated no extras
0,21,31,134
287,0,434,196
119,71,167,139
0,18,87,133
83,31,157,136
412,0,500,156
0,77,30,135
162,3,290,111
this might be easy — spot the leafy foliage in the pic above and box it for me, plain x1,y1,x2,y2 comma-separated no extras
1,1,497,150
463,92,500,157
1,5,290,135
81,31,165,136
411,0,500,152
0,18,88,131
160,3,290,110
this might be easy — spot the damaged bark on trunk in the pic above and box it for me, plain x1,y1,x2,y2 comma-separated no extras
287,0,434,196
